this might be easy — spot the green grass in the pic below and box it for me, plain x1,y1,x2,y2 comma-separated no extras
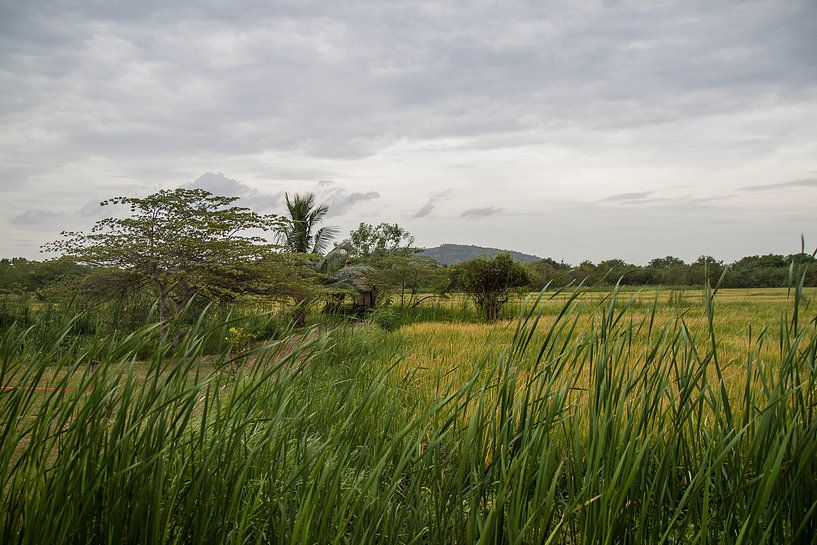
1,283,816,543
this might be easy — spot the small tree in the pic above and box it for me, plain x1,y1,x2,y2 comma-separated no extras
346,222,416,257
341,222,440,307
449,253,535,322
276,192,338,254
44,188,284,330
367,254,447,308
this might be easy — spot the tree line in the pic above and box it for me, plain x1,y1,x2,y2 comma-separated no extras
0,187,815,326
531,253,817,290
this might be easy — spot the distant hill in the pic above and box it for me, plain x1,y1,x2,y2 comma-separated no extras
420,244,541,266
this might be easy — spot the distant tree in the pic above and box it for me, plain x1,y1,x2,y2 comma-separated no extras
647,256,689,285
0,257,88,294
688,256,724,287
785,252,817,286
569,260,599,285
273,192,342,325
595,259,637,285
346,222,417,258
44,188,284,329
277,192,337,254
339,222,442,307
449,253,535,322
785,252,817,266
367,254,447,307
723,254,785,288
529,257,571,289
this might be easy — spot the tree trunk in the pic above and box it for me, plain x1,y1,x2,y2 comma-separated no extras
157,288,167,340
292,295,307,328
486,298,498,322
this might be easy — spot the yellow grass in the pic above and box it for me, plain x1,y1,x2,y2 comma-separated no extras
391,287,816,399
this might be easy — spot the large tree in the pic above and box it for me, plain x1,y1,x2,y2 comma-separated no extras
44,188,284,326
277,192,337,254
449,253,535,322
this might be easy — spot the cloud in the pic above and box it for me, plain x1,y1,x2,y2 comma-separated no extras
413,190,451,218
2,0,815,173
602,191,654,203
315,180,380,216
8,209,64,230
330,191,380,214
184,172,281,211
461,206,503,219
1,1,816,260
738,178,817,192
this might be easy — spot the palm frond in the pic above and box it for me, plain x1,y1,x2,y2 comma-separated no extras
334,264,375,281
313,244,351,273
312,226,340,254
280,192,336,253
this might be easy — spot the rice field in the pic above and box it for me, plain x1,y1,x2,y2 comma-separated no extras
1,284,816,543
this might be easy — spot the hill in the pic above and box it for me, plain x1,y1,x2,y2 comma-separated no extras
420,244,541,265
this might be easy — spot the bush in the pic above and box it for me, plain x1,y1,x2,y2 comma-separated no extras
366,307,402,332
248,312,285,340
448,253,535,322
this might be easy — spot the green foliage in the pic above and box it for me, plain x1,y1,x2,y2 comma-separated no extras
346,222,417,257
0,257,89,294
2,284,817,543
276,192,337,254
528,257,572,289
365,306,402,331
528,251,817,288
224,326,256,351
43,188,284,324
449,252,535,322
365,254,447,307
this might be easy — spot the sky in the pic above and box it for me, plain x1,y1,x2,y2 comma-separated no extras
1,0,816,264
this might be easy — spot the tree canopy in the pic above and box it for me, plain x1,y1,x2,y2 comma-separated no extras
277,192,337,254
449,253,535,322
44,188,285,322
346,222,417,258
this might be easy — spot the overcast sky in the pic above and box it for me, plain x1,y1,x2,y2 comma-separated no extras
1,0,816,264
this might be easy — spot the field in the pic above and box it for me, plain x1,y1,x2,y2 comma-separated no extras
2,286,816,544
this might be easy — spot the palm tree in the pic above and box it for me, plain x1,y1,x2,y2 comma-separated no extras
278,192,338,254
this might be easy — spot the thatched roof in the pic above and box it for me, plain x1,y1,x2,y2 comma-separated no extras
350,276,374,293
336,261,375,293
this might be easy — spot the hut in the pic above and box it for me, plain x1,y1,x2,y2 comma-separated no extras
331,260,377,314
350,275,376,308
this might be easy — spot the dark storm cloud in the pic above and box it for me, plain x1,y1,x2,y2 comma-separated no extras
461,206,503,219
738,178,817,192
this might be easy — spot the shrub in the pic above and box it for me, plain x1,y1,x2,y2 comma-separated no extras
366,307,402,332
448,253,535,322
